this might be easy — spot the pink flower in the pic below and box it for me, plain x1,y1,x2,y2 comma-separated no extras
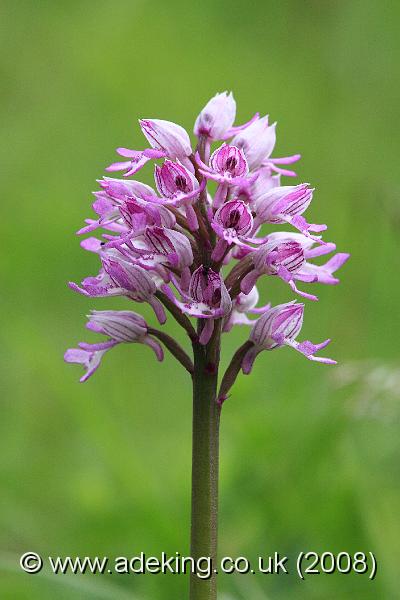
153,160,204,230
252,183,327,240
198,144,248,185
211,200,253,261
241,237,313,299
140,119,192,161
189,267,231,316
115,226,193,281
77,177,164,237
241,232,349,300
194,92,237,140
103,258,166,322
155,160,198,199
106,148,166,177
69,257,166,324
242,302,336,373
106,119,192,177
232,115,300,174
143,226,193,269
65,310,163,382
118,197,176,233
197,144,249,209
163,266,232,344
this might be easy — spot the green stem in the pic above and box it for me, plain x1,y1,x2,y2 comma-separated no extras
147,328,194,374
218,340,254,403
190,324,221,600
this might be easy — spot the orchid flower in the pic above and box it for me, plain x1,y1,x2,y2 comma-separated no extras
251,183,327,240
196,144,249,209
153,159,204,230
242,301,336,373
106,118,193,177
211,199,254,261
65,310,163,382
162,266,232,345
240,232,349,301
232,115,301,174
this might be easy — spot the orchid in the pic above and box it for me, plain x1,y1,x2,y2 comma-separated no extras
251,182,327,239
194,91,237,141
106,118,193,176
64,310,163,382
211,199,254,260
231,114,301,174
197,144,249,209
65,92,349,600
242,301,337,374
240,232,350,300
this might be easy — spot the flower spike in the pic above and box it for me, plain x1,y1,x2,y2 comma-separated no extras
67,93,348,393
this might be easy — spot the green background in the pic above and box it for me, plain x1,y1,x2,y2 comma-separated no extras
1,1,399,598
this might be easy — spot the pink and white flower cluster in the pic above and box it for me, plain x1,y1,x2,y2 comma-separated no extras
65,92,349,385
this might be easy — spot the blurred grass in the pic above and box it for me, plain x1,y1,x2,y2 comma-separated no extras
1,0,400,598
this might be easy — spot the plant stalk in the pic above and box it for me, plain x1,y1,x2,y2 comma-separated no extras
190,323,221,600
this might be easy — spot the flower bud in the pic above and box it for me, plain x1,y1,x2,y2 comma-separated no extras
232,116,276,170
140,119,192,160
194,91,236,140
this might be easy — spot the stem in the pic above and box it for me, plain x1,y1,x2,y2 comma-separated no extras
190,153,215,242
147,328,194,374
190,323,221,600
218,340,254,403
224,254,253,299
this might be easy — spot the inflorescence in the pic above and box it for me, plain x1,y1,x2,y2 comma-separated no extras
65,92,349,396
